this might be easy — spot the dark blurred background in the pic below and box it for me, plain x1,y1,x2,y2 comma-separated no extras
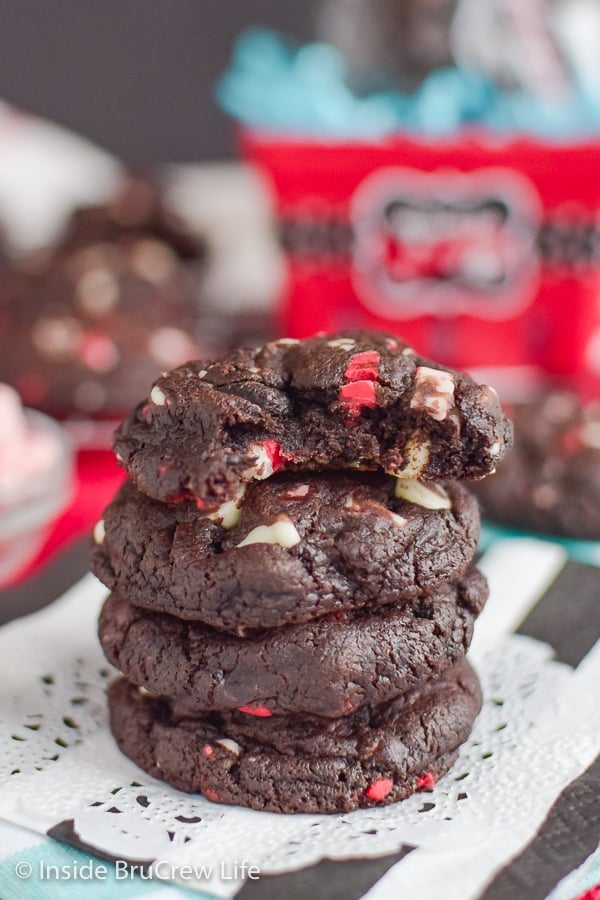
0,0,311,162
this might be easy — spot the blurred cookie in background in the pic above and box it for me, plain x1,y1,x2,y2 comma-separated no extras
471,390,600,540
0,177,208,420
57,175,205,262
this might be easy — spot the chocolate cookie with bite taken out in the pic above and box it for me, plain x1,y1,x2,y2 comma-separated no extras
114,330,512,508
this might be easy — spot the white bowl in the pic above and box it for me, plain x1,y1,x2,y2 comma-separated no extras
0,411,74,586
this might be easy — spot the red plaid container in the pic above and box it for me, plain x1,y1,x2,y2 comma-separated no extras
243,130,600,395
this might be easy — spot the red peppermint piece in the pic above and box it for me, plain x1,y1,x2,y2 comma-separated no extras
263,439,287,472
238,705,273,717
202,744,214,758
365,777,394,802
416,772,437,791
195,496,209,510
339,380,378,416
344,351,381,383
328,610,347,622
203,788,220,803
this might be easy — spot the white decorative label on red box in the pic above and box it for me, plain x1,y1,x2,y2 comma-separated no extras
351,166,542,320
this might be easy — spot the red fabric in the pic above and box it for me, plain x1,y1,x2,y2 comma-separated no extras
7,449,126,586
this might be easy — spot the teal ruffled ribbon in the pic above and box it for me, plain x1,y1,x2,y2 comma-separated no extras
217,28,600,140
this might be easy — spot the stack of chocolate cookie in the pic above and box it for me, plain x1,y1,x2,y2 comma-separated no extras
92,330,512,814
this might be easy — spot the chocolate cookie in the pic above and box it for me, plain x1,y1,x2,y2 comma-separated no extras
0,179,207,417
108,659,482,814
91,472,480,632
98,567,486,717
114,330,512,508
57,175,205,262
472,391,600,539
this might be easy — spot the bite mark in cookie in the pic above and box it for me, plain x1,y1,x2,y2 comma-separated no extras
114,330,512,508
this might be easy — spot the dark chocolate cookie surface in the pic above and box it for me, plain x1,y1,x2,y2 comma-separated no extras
57,176,205,262
114,330,512,507
108,659,482,814
98,567,486,718
472,391,600,539
91,472,480,632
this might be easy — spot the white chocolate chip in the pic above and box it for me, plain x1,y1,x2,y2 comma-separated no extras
489,442,502,457
390,512,408,527
197,369,207,379
394,478,452,510
276,338,300,346
402,347,416,356
244,443,278,480
487,385,499,400
411,367,456,421
327,338,356,350
237,516,301,549
285,484,310,498
209,501,242,530
344,495,354,508
150,385,167,406
348,460,377,471
93,519,106,544
137,686,154,697
581,421,600,450
235,625,252,638
207,486,246,529
216,738,242,756
393,436,431,478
